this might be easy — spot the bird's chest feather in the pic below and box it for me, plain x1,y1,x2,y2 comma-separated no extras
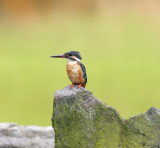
66,61,84,84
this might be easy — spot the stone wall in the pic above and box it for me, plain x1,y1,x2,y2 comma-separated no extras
0,123,55,148
52,85,160,148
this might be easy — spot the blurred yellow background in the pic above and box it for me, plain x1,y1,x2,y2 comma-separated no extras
0,0,160,126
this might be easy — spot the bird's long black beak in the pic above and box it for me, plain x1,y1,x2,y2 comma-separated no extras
50,54,66,58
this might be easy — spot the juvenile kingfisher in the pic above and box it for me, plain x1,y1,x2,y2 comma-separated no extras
51,51,87,89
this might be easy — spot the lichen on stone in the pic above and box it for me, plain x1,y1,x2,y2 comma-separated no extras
52,85,160,148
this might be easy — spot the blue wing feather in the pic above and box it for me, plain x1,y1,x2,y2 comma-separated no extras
79,63,87,83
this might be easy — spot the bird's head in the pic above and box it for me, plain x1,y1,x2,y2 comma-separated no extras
51,51,82,61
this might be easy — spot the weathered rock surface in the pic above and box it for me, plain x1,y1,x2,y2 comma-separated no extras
0,123,55,148
52,85,160,148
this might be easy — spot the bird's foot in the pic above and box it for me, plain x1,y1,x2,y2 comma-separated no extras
78,84,82,88
70,83,74,90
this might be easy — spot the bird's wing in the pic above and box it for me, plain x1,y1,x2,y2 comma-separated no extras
79,62,87,83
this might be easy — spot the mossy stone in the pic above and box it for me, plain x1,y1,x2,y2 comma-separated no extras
52,86,160,148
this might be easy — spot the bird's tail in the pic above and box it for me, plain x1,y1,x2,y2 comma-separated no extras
82,84,86,88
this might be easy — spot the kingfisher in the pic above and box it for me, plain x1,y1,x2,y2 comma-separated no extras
51,51,87,89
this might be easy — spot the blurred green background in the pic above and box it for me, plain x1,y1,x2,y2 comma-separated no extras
0,0,160,126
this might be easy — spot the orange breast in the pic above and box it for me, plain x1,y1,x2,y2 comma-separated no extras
66,61,85,84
